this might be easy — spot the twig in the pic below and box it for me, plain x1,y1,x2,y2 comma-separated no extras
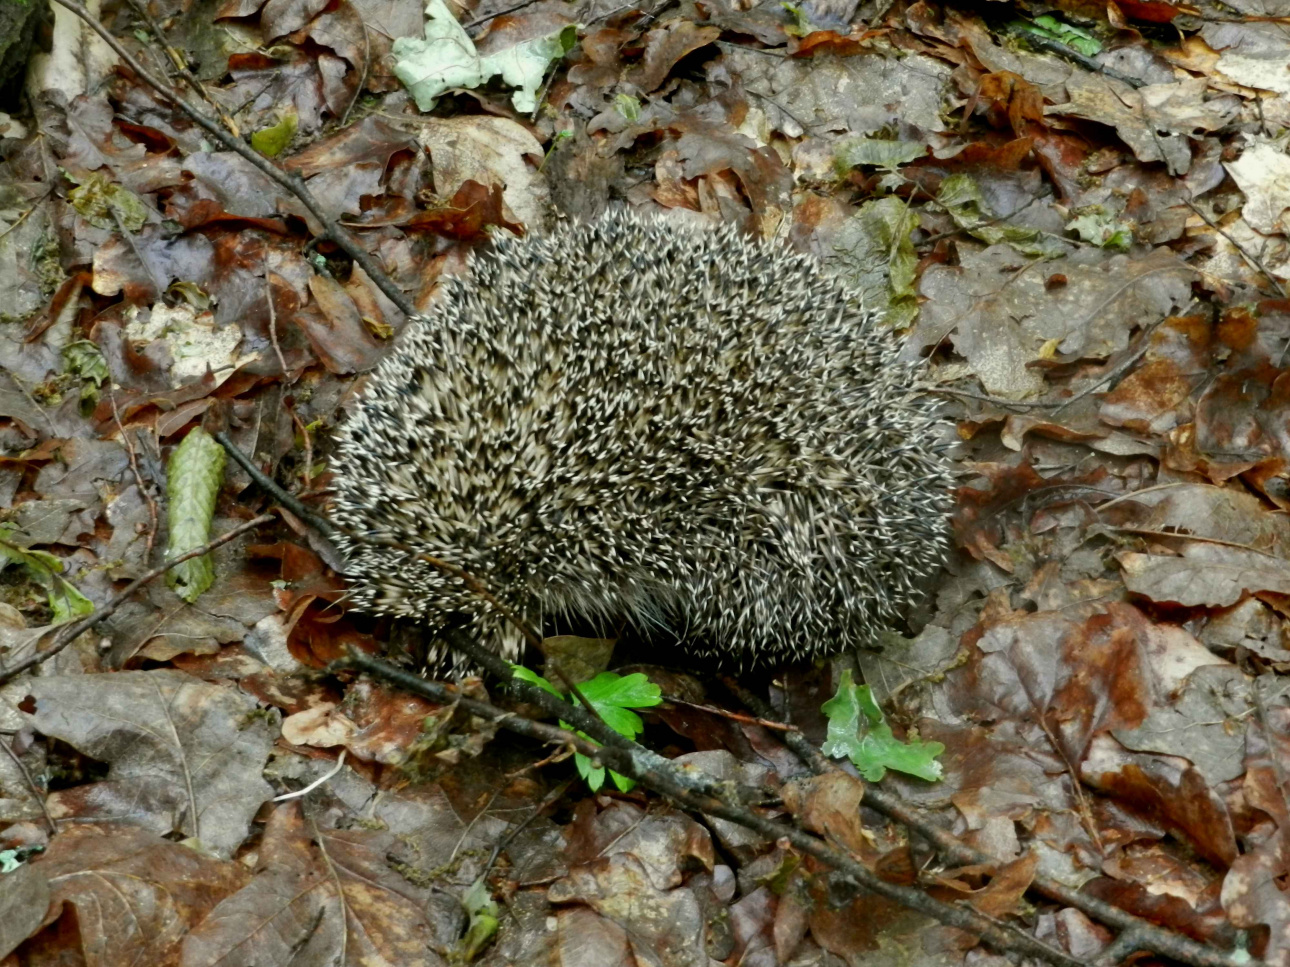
0,513,275,684
1185,198,1287,302
48,0,416,318
867,0,899,28
934,387,1060,410
309,816,351,963
1252,677,1290,866
110,392,159,562
0,188,54,244
341,15,371,126
464,0,547,30
1184,199,1290,364
109,195,166,296
289,407,314,490
935,313,1171,415
714,39,788,57
665,693,801,732
214,431,334,535
436,625,607,727
1035,714,1105,853
0,736,57,835
265,274,288,378
121,0,241,134
921,191,1050,246
482,778,573,878
1095,928,1152,967
1050,316,1165,414
1011,29,1144,88
6,371,58,439
722,682,1264,967
213,436,599,721
343,648,1083,967
213,431,547,651
227,411,521,653
528,62,559,122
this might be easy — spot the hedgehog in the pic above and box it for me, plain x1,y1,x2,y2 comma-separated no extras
328,208,954,669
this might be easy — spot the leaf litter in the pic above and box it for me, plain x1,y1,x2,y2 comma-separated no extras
3,0,1290,963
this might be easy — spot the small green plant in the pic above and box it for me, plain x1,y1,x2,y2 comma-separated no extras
62,340,109,411
511,665,662,792
820,669,944,782
449,878,500,963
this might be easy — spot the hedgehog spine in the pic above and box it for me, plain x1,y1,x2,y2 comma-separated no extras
329,208,954,668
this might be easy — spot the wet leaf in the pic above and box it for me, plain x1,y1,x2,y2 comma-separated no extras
820,670,944,782
250,111,299,157
21,824,248,966
66,171,149,232
0,527,94,623
24,669,276,857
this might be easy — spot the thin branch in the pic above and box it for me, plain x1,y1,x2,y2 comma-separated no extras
463,0,547,30
1050,316,1166,414
273,750,348,801
935,313,1171,415
213,431,545,651
120,0,241,134
341,10,371,126
264,274,289,378
0,736,57,835
1184,199,1290,365
0,513,275,685
110,391,159,562
482,778,573,877
48,0,417,318
1185,199,1288,301
0,188,54,244
309,816,350,964
288,407,314,491
214,431,334,534
665,693,801,732
1012,29,1145,88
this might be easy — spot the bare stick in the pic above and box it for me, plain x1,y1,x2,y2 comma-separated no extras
1184,199,1288,302
0,514,274,684
120,0,241,134
110,391,159,562
265,274,289,378
0,737,57,835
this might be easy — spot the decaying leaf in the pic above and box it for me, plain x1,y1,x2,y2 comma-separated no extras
24,669,276,857
166,427,226,603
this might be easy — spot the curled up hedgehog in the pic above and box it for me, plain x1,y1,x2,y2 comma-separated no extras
329,208,954,669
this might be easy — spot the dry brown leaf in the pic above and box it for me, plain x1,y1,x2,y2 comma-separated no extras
24,669,276,858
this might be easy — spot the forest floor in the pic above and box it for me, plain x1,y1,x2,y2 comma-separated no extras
2,0,1290,963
